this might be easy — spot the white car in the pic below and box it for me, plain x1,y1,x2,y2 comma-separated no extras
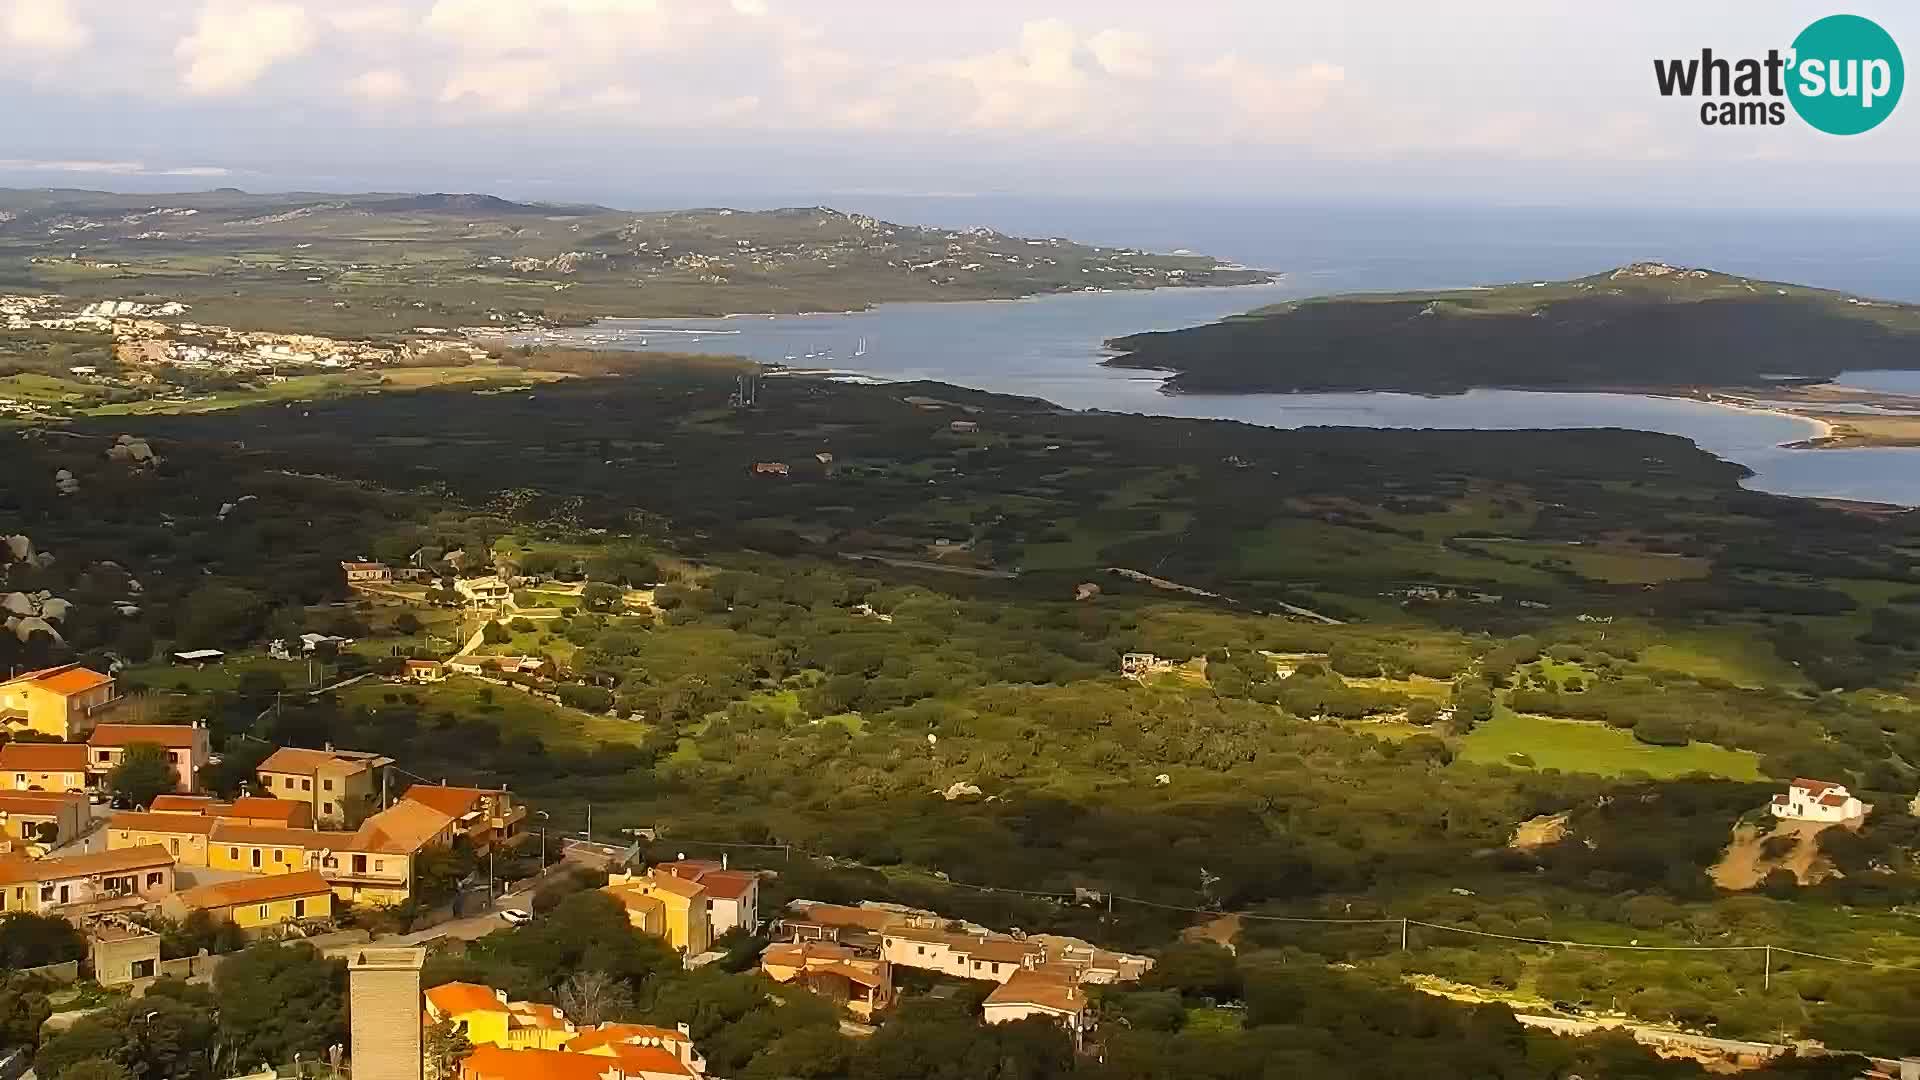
498,908,534,926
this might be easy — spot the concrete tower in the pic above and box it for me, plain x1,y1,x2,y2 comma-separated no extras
348,947,427,1080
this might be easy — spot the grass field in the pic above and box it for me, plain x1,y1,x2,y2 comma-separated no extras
1636,628,1811,690
340,675,643,749
1458,708,1763,780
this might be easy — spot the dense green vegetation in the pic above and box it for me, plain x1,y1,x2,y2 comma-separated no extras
0,189,1266,336
1106,263,1920,393
10,369,1920,1056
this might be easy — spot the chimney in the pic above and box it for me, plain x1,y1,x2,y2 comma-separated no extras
348,947,426,1080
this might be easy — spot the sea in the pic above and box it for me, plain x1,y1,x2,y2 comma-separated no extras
519,200,1920,506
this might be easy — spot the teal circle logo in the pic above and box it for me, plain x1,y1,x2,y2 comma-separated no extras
1788,14,1903,134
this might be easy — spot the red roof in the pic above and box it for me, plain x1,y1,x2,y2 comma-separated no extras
2,664,113,697
402,783,500,818
87,724,201,749
1790,778,1841,795
1818,793,1850,807
0,742,89,772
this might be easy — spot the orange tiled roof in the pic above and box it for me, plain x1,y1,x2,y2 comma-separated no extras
110,811,217,836
402,783,501,818
0,843,172,884
984,969,1085,1014
19,666,114,697
149,795,221,813
208,822,328,848
507,1001,571,1031
258,746,389,775
690,869,755,901
86,724,200,749
0,791,84,815
227,796,309,825
0,742,88,772
564,1024,689,1055
641,871,706,900
174,869,330,911
349,800,456,854
462,1044,690,1080
425,981,508,1018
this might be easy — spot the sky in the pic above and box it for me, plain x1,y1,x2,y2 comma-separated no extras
2,0,1918,213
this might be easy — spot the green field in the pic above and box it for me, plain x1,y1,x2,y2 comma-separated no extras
338,675,642,749
1458,708,1763,780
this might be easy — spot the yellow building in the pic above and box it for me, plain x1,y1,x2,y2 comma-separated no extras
604,871,710,956
0,742,90,793
256,746,394,827
106,812,216,867
163,869,334,928
209,823,323,875
424,982,577,1052
0,664,119,741
319,799,458,908
0,791,87,849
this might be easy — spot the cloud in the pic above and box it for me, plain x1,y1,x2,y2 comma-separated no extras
439,57,554,113
177,0,316,95
934,18,1094,132
730,0,766,15
326,4,415,35
1088,28,1154,78
1195,54,1347,134
345,68,410,104
0,158,231,177
3,0,87,52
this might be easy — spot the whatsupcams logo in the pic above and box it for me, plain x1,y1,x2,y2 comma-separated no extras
1653,14,1903,133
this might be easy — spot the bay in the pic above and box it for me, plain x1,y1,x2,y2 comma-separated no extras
515,283,1920,506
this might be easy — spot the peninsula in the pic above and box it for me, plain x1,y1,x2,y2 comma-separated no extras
1104,262,1920,396
0,188,1268,337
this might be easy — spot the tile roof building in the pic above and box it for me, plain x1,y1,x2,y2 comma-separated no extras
86,722,210,792
0,663,121,740
0,741,90,792
257,745,394,827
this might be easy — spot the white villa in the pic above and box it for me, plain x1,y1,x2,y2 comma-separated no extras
454,575,512,607
1771,778,1867,824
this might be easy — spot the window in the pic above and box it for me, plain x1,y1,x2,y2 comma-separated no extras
273,849,284,863
992,963,1000,975
169,839,179,855
258,905,269,920
374,859,385,872
284,777,295,790
323,778,333,791
147,872,162,887
352,854,367,874
917,946,926,956
96,751,110,763
294,898,305,917
229,847,239,860
322,802,334,816
301,778,311,792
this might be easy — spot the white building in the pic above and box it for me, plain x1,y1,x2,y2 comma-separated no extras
982,970,1090,1038
1771,778,1866,823
454,576,512,607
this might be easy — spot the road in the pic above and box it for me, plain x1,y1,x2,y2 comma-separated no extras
374,885,539,947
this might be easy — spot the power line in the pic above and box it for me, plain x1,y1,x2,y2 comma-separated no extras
1405,921,1766,953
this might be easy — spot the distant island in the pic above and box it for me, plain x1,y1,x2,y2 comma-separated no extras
0,188,1269,336
1104,263,1920,395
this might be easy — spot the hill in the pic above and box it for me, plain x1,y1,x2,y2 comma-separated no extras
1105,263,1920,394
0,188,1268,335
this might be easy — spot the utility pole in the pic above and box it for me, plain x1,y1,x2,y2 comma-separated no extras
585,802,592,839
1401,918,1410,952
1763,944,1772,991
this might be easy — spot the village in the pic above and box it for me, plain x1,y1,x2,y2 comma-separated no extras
0,553,1173,1079
0,292,491,416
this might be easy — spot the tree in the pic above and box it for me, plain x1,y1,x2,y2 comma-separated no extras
482,621,511,645
106,743,179,808
175,583,267,649
424,1017,472,1080
0,912,87,967
0,974,53,1048
394,611,423,635
34,996,213,1080
558,969,634,1026
212,943,348,1069
582,582,624,613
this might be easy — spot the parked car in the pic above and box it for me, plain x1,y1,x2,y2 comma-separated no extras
498,908,534,926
